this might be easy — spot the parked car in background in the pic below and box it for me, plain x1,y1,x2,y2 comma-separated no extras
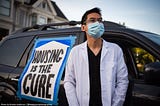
0,21,160,106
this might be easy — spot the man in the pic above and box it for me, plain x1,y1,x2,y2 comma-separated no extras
64,7,129,106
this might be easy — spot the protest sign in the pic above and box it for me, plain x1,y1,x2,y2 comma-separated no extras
17,36,76,105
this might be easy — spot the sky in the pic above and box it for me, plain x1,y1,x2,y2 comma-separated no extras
53,0,160,35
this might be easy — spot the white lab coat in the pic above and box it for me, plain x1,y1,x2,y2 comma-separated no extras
64,39,129,106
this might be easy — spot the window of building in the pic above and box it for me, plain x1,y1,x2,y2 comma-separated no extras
17,9,26,27
0,0,11,16
48,18,52,24
38,1,48,10
38,16,47,25
31,14,37,26
42,2,46,9
0,28,9,40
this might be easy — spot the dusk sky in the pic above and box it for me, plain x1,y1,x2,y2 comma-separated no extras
53,0,160,35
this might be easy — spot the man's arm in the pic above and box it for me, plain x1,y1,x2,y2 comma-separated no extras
64,50,79,106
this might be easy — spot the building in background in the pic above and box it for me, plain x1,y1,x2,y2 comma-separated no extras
0,0,68,40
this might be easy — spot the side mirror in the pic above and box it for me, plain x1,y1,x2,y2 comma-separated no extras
144,62,160,86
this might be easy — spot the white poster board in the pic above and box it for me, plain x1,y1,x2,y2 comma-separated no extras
17,36,76,105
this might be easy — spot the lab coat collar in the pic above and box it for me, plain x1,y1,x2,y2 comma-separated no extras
80,39,109,62
80,39,109,49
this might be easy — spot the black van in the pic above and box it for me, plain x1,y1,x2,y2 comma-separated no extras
0,21,160,106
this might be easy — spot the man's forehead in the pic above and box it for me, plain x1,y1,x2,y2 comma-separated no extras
87,13,101,19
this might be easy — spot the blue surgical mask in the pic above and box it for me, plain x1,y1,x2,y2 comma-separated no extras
87,21,105,38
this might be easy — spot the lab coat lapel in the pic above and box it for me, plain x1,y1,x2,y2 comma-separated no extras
79,41,90,105
101,40,109,63
80,41,88,63
81,40,108,64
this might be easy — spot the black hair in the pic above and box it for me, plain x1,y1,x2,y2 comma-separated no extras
81,7,102,25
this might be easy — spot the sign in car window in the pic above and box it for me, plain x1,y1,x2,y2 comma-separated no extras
17,36,76,105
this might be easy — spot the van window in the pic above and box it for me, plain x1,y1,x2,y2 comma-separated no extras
131,47,159,78
0,36,34,67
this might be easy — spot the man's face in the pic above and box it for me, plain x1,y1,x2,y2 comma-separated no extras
81,13,102,33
